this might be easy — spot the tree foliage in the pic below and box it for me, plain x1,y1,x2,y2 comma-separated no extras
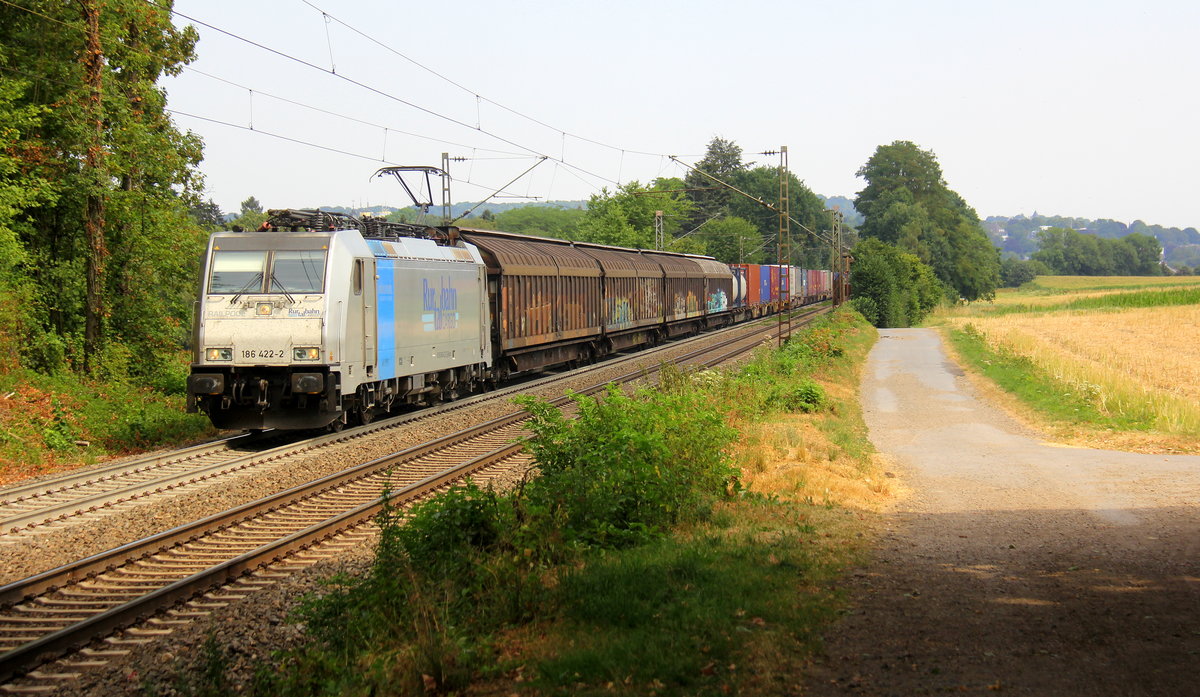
985,213,1199,267
494,205,586,238
727,166,832,268
683,136,746,231
0,0,205,378
229,196,268,231
1031,228,1162,276
576,179,696,251
849,238,944,328
999,258,1051,287
697,217,764,264
854,141,999,301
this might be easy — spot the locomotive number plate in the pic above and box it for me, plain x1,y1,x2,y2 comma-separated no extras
241,349,285,359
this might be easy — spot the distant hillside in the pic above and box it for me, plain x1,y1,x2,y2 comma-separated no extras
818,195,864,228
984,213,1200,267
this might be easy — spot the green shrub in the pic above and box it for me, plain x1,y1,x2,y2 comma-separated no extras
783,379,828,413
517,385,737,549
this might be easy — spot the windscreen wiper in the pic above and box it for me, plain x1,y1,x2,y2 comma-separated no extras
230,272,263,305
268,273,296,305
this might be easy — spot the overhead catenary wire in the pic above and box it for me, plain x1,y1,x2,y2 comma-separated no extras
182,66,534,157
142,0,624,192
167,109,536,200
5,0,844,227
301,0,667,159
668,155,845,249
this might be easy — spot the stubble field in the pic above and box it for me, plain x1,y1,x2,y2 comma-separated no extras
935,276,1200,453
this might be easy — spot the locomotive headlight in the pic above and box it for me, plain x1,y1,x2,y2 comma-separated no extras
205,348,233,361
293,347,321,361
256,302,273,316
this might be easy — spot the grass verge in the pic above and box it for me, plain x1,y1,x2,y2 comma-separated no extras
0,360,216,484
165,308,883,697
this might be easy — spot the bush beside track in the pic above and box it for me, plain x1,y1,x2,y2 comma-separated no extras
0,360,215,483
168,307,885,697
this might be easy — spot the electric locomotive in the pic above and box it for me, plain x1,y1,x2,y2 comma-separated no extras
186,210,491,430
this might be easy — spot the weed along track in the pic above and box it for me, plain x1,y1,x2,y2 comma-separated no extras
0,309,823,691
0,312,816,542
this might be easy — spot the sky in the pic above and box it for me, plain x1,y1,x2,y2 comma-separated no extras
164,0,1200,229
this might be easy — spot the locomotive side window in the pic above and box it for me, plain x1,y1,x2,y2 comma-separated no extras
352,259,363,295
271,250,327,293
209,250,267,293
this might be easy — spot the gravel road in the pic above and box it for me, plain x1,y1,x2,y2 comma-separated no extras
807,328,1200,696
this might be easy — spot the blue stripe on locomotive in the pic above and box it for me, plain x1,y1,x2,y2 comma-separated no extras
376,259,397,380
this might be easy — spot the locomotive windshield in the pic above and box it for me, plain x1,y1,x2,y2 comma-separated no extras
208,249,328,294
272,250,326,293
209,250,266,293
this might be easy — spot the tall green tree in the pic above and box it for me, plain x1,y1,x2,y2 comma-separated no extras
683,137,746,231
576,179,695,251
230,196,268,231
854,141,999,301
1032,227,1163,276
0,0,205,376
493,206,586,238
728,166,831,268
697,216,764,264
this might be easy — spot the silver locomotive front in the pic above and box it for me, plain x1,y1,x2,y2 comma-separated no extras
187,229,348,429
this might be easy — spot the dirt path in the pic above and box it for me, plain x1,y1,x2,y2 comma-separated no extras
806,328,1200,696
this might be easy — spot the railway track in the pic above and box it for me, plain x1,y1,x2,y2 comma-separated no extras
0,307,825,687
0,310,817,540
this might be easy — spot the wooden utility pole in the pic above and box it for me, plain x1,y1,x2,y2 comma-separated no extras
80,0,107,370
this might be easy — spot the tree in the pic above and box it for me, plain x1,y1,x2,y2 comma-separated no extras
683,137,746,231
854,141,999,301
849,238,945,328
0,0,204,376
698,217,764,264
1033,227,1163,276
493,206,585,238
728,166,831,267
1125,233,1163,275
230,196,268,231
1000,258,1051,287
189,200,225,231
576,179,694,249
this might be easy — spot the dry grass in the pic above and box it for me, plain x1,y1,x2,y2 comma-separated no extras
736,416,899,511
735,334,902,512
930,275,1200,453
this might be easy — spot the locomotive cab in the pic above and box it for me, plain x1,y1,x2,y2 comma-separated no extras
187,229,365,429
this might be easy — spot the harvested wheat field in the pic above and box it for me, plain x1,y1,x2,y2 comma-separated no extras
951,305,1200,404
942,300,1200,452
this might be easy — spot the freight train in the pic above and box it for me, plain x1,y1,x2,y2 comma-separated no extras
186,209,832,430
